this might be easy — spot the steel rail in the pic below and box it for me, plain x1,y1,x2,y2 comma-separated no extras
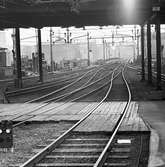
7,63,113,97
19,66,120,167
13,68,121,127
26,62,117,103
0,70,94,123
41,65,120,103
0,66,103,116
6,73,80,96
41,69,122,120
12,65,120,127
12,67,105,125
10,69,97,120
0,66,101,114
11,66,110,123
0,65,119,120
93,66,131,167
6,67,96,96
5,65,99,96
1,65,96,86
25,68,97,103
0,65,110,119
32,67,107,103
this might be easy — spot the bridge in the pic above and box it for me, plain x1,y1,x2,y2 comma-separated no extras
0,0,164,90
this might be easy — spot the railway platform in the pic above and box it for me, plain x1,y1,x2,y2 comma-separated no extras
0,102,149,133
125,66,165,167
0,101,150,167
139,101,165,167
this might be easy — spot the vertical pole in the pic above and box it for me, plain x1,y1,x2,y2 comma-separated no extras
156,17,161,90
87,32,90,66
133,45,136,62
147,23,152,84
104,40,106,61
15,28,22,88
103,38,105,61
141,25,145,81
109,45,110,60
67,28,70,43
137,30,140,58
133,26,136,62
105,41,107,61
37,28,43,83
118,44,120,59
50,27,53,71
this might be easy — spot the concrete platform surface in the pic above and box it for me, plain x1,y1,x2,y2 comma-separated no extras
0,102,149,132
139,101,165,167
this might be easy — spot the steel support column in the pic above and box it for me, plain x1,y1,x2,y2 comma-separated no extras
87,32,90,66
15,28,22,88
103,39,105,61
147,23,152,84
141,25,145,81
50,27,53,72
156,17,161,90
37,28,43,83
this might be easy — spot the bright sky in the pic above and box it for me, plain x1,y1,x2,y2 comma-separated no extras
2,25,165,49
3,25,140,46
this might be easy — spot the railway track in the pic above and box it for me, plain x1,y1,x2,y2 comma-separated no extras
6,67,96,97
0,64,116,115
1,67,95,90
30,64,119,103
7,63,114,103
11,64,121,127
127,65,165,81
13,65,137,167
6,73,80,97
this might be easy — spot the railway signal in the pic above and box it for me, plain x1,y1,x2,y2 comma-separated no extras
0,120,13,150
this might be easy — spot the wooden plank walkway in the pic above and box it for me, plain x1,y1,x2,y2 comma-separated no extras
0,102,149,132
74,102,149,132
0,102,96,121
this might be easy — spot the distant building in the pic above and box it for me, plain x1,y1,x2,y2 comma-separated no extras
0,47,13,66
42,43,83,64
0,48,14,79
58,59,88,71
21,42,102,65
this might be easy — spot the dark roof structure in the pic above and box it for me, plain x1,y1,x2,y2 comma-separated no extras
0,0,164,28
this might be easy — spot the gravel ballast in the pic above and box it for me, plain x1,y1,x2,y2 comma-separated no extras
0,122,74,167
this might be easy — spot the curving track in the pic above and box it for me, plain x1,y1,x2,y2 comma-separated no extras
6,68,94,103
11,63,121,127
2,67,98,91
16,65,134,167
7,64,115,103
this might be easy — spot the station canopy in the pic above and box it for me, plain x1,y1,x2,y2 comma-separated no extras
0,0,165,28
